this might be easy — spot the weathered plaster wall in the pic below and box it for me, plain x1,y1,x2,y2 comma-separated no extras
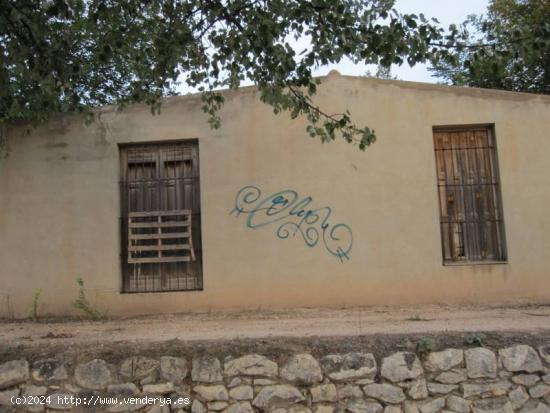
1,73,550,317
1,343,550,412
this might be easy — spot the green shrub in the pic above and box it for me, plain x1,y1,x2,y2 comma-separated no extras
416,336,434,355
465,333,486,347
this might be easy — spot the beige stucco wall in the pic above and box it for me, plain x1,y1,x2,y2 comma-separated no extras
1,73,549,318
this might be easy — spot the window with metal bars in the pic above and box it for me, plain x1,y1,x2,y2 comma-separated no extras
433,126,507,264
119,141,203,292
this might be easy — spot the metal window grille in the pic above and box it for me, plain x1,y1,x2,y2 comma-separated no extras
119,141,203,292
433,126,507,264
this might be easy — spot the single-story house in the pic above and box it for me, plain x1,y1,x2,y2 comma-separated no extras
1,71,549,317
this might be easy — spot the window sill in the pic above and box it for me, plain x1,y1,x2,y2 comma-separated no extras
443,260,508,267
120,288,204,294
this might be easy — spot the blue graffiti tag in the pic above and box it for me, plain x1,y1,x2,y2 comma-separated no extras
230,185,353,262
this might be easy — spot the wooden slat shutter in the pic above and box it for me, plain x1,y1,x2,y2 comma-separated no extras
433,127,507,264
120,141,203,292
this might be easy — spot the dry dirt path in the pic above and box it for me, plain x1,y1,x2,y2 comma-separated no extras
1,303,550,347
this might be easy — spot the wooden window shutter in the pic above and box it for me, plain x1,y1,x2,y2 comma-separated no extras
119,141,203,292
433,126,507,264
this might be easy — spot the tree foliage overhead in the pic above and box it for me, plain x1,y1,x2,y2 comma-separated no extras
4,1,546,152
429,0,550,94
1,0,451,150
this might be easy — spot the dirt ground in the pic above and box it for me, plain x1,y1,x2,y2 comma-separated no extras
1,303,549,363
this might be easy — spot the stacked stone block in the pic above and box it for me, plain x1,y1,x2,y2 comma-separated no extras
0,344,549,413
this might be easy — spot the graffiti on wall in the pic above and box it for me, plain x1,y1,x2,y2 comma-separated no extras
230,185,353,262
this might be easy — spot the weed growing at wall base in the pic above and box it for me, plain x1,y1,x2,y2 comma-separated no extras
72,278,106,320
30,289,42,322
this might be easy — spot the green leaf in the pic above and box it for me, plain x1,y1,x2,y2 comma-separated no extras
10,0,539,153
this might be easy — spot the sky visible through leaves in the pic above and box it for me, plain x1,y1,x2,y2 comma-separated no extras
176,0,490,95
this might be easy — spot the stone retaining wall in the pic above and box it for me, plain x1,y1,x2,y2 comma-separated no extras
1,344,550,413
